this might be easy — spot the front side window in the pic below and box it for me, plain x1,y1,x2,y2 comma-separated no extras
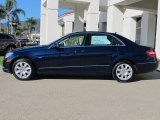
90,34,123,46
59,35,84,47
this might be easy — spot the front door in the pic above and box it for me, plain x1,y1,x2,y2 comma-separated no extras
40,34,87,74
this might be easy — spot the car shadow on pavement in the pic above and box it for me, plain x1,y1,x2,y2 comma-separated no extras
133,71,160,82
29,74,114,81
24,71,160,83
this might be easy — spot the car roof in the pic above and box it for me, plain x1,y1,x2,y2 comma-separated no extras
70,31,137,46
0,33,15,39
71,31,111,34
0,33,14,36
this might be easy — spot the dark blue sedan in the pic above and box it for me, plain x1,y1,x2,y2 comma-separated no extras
3,32,158,82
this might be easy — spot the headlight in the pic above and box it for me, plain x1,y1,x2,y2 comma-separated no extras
5,52,13,59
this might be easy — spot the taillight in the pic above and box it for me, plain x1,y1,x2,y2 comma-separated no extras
146,49,156,58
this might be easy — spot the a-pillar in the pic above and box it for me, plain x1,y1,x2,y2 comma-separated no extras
40,0,47,45
156,0,160,59
123,17,136,42
74,9,84,32
86,0,99,31
107,5,124,35
140,12,157,48
45,0,61,44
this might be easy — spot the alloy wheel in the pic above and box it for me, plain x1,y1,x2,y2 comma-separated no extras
14,61,32,79
115,63,133,81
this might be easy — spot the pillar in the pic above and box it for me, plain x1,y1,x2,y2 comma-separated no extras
45,0,61,44
40,0,47,45
107,5,124,35
140,12,156,48
74,9,84,32
156,0,160,59
86,0,99,31
123,17,136,42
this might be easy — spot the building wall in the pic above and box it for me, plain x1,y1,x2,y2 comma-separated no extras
58,11,107,36
41,0,160,58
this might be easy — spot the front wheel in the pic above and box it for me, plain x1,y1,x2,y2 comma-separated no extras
12,59,35,80
112,61,134,83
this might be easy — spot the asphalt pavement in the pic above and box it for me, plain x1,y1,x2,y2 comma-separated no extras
0,66,160,120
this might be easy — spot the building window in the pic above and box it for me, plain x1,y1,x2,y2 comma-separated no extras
136,17,142,45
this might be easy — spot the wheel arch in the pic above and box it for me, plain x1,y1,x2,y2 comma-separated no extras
10,56,37,74
112,56,138,73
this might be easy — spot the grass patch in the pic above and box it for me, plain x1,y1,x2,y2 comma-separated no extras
0,56,4,65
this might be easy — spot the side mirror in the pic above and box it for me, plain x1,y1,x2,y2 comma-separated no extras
54,44,60,49
52,43,62,50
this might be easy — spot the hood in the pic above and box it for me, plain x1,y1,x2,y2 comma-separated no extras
13,45,48,53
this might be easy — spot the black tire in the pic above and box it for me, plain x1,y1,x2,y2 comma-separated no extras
112,61,135,83
12,59,35,80
6,46,16,52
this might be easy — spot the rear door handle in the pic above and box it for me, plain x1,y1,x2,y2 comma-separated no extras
74,50,85,54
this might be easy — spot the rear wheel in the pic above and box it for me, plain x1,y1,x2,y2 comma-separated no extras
12,59,35,80
112,61,134,83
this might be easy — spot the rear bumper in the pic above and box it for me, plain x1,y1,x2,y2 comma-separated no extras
136,62,158,74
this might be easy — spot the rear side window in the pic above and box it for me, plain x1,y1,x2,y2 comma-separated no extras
89,34,123,46
0,34,12,40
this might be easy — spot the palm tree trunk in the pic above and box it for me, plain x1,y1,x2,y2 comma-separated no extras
7,15,10,34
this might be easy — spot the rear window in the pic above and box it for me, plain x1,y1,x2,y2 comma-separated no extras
89,34,123,46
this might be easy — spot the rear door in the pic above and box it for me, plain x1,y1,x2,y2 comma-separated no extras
81,33,124,74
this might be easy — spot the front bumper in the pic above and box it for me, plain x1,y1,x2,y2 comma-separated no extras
3,59,12,73
3,67,10,73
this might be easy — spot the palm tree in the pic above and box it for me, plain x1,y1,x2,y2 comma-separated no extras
26,17,37,40
0,5,6,32
0,0,25,34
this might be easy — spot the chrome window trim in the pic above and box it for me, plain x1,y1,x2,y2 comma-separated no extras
48,33,126,49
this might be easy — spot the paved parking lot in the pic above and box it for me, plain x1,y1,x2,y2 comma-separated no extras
0,65,160,120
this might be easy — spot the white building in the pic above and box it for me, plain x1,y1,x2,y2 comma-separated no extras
40,0,160,59
58,11,107,36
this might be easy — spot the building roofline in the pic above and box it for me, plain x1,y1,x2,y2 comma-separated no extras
59,11,74,17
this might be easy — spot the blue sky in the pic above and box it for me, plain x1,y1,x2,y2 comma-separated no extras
0,0,71,21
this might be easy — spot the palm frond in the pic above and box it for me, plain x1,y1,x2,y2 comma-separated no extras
5,0,17,12
0,4,6,19
12,8,25,16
